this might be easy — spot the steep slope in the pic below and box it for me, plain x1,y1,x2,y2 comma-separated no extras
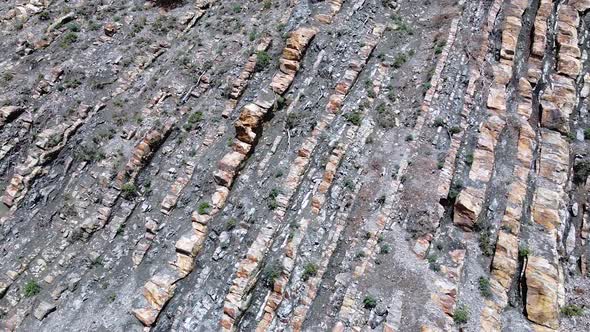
0,0,589,331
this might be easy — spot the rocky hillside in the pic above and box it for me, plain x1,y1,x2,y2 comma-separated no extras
1,0,589,331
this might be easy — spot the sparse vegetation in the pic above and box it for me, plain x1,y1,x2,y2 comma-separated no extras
226,218,237,231
453,305,469,324
152,15,176,35
561,304,584,317
573,160,590,184
434,41,446,55
344,111,363,126
121,183,138,200
428,254,439,271
518,245,531,258
343,178,354,190
198,202,211,215
61,32,78,48
75,143,105,162
39,11,50,21
185,111,203,130
268,188,280,210
249,30,257,41
255,51,271,72
448,181,463,200
393,53,408,68
465,153,474,166
376,103,396,128
449,126,461,135
302,262,318,281
23,280,41,297
67,22,80,32
479,228,493,256
433,117,445,127
363,295,377,309
2,72,14,83
263,262,282,288
116,224,126,236
478,277,492,298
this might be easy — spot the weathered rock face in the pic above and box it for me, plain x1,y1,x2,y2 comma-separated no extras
2,1,590,332
0,106,24,128
453,187,484,231
526,256,560,329
271,26,319,94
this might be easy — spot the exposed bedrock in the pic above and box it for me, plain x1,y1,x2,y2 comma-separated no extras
1,0,590,331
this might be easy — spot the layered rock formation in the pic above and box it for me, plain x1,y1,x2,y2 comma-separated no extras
0,0,589,331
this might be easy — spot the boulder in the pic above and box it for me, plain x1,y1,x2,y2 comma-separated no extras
33,301,56,320
143,273,176,310
133,308,159,326
104,23,117,36
571,0,590,11
453,187,485,230
525,256,559,329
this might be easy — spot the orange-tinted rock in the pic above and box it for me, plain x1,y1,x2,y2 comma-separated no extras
453,187,485,231
525,256,559,329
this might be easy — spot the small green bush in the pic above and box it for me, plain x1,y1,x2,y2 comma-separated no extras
453,304,469,324
121,182,137,200
263,262,281,288
2,72,14,82
61,32,78,47
226,218,237,231
518,246,531,258
561,304,584,317
478,277,492,298
255,51,271,72
363,295,377,309
268,189,280,210
198,202,211,215
39,11,50,21
449,126,461,135
188,111,203,124
67,22,80,32
433,117,445,127
23,280,41,297
393,53,407,68
465,153,474,166
434,41,446,55
302,263,317,281
479,229,493,257
343,178,354,190
344,111,362,126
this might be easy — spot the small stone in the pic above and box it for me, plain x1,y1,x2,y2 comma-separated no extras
104,23,117,36
572,202,579,217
